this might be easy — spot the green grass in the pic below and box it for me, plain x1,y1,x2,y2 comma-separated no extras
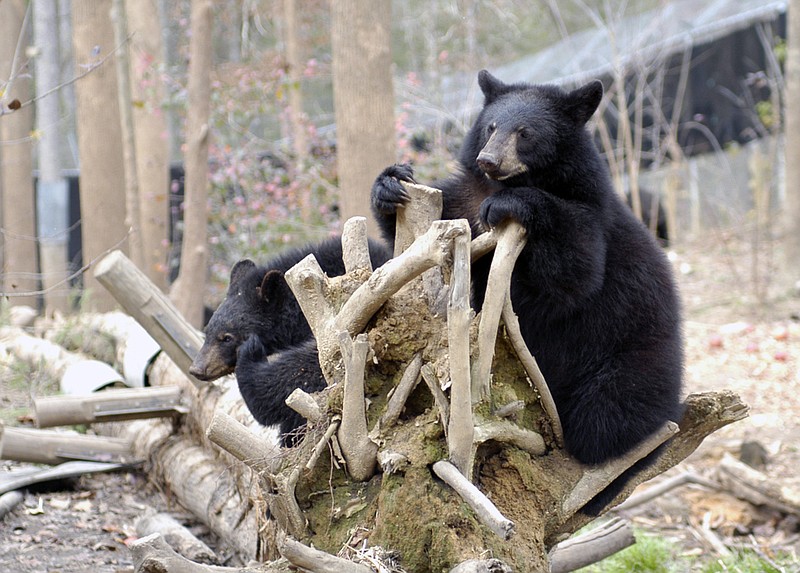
577,532,680,573
701,551,786,573
576,530,797,573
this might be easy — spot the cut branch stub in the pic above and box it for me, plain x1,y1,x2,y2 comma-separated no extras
342,216,372,273
395,181,443,256
446,226,475,478
337,331,378,481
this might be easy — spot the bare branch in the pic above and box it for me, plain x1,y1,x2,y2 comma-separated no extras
446,227,475,478
472,221,527,402
473,420,546,456
501,296,563,447
337,331,377,481
370,352,423,439
336,219,471,336
549,517,635,573
421,363,450,430
562,421,679,516
130,533,271,573
285,388,323,424
305,418,340,473
612,471,719,513
205,411,281,475
279,536,374,573
432,460,515,541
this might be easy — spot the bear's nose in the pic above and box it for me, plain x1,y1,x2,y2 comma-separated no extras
188,361,208,380
477,151,500,173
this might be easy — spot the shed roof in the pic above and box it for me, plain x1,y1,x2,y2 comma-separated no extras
495,0,787,87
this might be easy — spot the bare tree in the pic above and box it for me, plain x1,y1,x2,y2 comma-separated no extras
0,0,39,309
111,0,144,272
282,0,308,166
33,0,72,314
331,0,396,237
126,0,170,291
72,0,128,312
785,0,800,275
169,0,212,328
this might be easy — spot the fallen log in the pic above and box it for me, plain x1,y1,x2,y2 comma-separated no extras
35,386,186,427
0,490,24,520
0,424,135,465
0,325,123,391
715,452,800,515
94,251,203,378
135,511,218,564
0,460,133,495
130,533,284,573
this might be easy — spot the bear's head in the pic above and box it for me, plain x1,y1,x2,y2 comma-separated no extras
462,70,603,182
189,259,307,381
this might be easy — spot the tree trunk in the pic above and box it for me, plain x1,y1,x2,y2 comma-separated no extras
33,0,72,314
72,0,127,312
784,0,800,276
331,0,396,238
111,0,144,272
0,0,39,310
282,0,308,166
169,0,212,329
126,0,170,291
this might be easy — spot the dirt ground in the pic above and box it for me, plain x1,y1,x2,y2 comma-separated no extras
1,231,799,573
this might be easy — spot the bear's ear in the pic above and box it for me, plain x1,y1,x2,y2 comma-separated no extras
565,80,604,124
258,270,288,305
478,69,507,104
229,259,256,289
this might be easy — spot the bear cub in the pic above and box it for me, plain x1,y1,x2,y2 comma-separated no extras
372,70,684,510
190,237,391,443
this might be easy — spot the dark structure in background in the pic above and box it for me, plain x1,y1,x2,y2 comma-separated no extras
40,0,785,303
491,0,787,161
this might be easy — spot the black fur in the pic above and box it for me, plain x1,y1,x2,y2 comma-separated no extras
190,236,391,382
234,336,327,446
372,70,684,513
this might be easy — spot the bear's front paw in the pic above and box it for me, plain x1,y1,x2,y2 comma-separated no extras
237,334,267,364
371,163,415,215
479,194,527,230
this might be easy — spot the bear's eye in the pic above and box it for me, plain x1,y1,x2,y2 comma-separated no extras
517,128,531,139
220,333,235,344
487,122,497,135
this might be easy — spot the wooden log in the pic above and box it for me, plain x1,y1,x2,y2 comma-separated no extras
0,460,130,495
715,452,800,515
548,518,635,573
0,424,135,465
106,417,268,560
94,250,203,378
0,326,121,388
279,537,374,573
35,386,185,427
0,490,24,520
135,511,218,564
130,533,280,573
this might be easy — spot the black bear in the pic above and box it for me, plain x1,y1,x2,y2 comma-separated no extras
189,237,391,443
189,236,390,382
234,336,324,444
372,70,683,511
